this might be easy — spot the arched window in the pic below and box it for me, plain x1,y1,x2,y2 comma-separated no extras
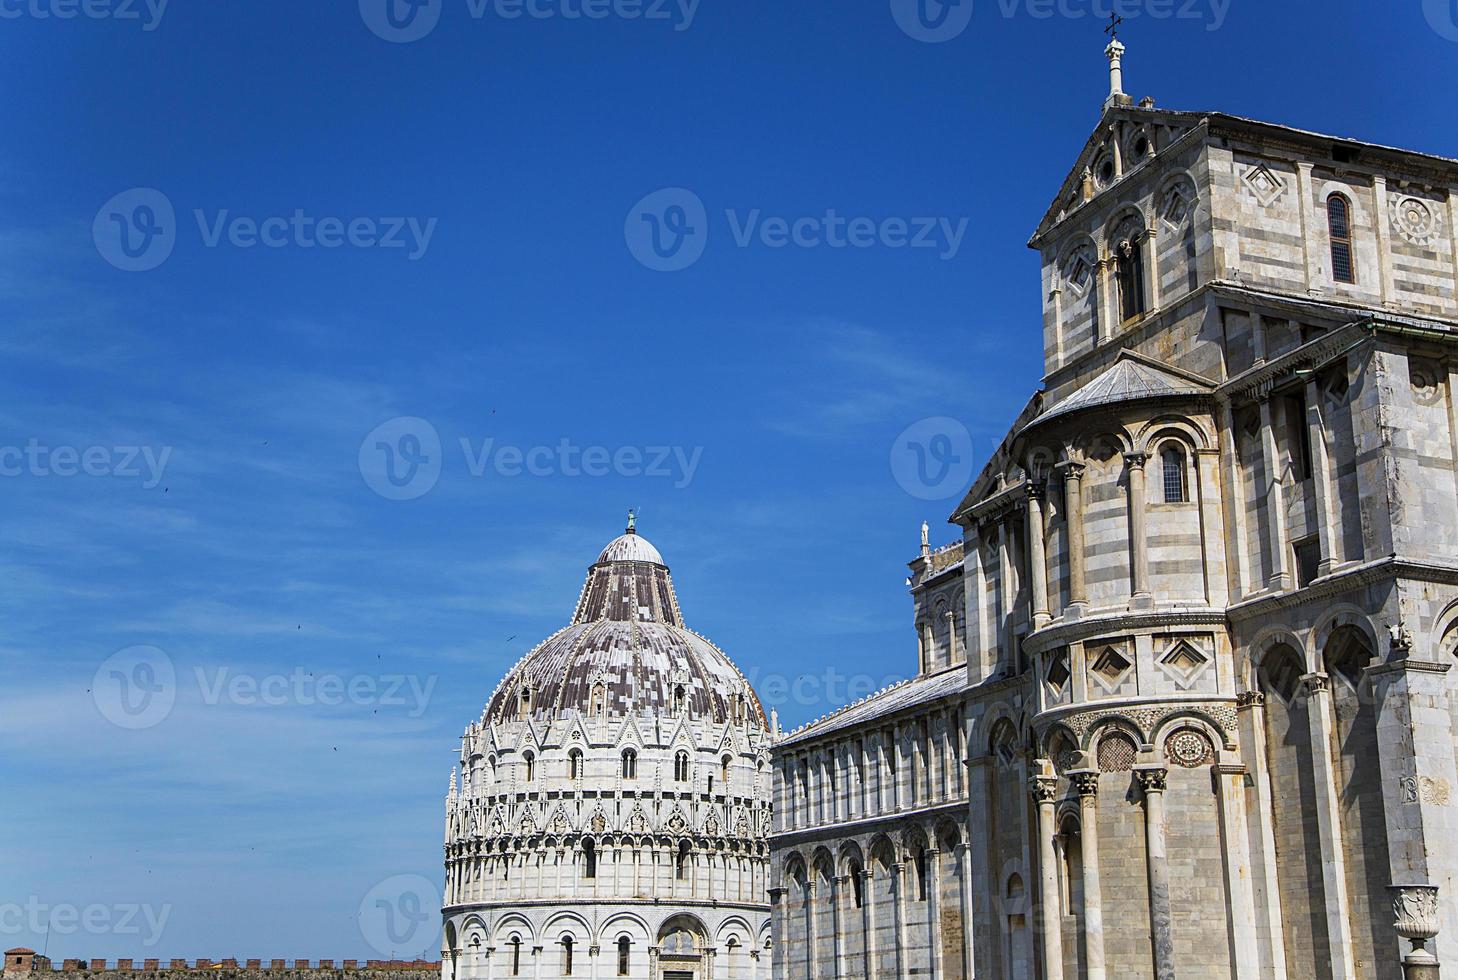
621,748,637,779
522,751,534,782
673,684,687,713
914,848,928,901
509,937,522,977
616,937,631,976
519,686,531,712
561,936,573,976
1328,194,1355,283
676,840,691,879
1160,444,1188,503
721,754,731,791
590,682,606,716
1116,235,1146,322
675,751,690,782
569,748,583,780
583,838,597,879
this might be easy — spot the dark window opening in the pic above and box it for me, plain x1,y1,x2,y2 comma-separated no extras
1294,537,1321,589
1116,238,1145,322
1328,194,1355,284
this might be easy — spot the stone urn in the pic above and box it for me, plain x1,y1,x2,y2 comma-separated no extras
1388,884,1441,968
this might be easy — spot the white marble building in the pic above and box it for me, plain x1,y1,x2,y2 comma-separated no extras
441,521,773,980
770,40,1458,980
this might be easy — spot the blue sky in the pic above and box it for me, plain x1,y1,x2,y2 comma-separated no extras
4,0,1458,961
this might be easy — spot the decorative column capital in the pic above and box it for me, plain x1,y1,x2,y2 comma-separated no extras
1134,766,1168,794
1123,451,1149,468
1030,773,1059,805
1025,482,1047,503
1301,671,1331,696
1056,460,1086,481
1236,690,1265,709
1069,769,1100,798
858,868,874,882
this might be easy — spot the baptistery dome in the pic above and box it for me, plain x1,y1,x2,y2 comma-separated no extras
485,525,766,728
442,520,773,980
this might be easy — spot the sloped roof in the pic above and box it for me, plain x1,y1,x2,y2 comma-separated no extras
1027,352,1213,429
778,664,966,747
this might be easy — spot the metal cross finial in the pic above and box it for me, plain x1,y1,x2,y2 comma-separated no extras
1105,12,1122,39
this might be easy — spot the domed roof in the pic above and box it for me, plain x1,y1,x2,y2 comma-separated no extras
596,531,664,565
484,523,766,729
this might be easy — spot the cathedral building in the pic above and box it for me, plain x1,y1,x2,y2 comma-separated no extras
770,40,1458,980
441,521,774,980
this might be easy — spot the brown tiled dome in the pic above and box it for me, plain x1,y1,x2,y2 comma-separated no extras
484,528,766,727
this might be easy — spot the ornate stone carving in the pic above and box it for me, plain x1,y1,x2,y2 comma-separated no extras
1135,767,1168,793
1400,775,1452,807
1071,770,1100,798
1164,728,1214,769
1235,690,1265,708
1054,702,1237,748
1242,163,1287,208
1388,884,1441,966
1029,774,1058,804
1392,195,1444,245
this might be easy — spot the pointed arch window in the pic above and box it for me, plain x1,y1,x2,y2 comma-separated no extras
721,754,731,792
569,748,583,780
522,751,535,783
1328,194,1355,283
673,684,687,714
621,748,637,779
675,750,691,782
590,682,606,716
1160,444,1188,503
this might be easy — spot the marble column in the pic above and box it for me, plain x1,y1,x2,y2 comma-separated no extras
1124,451,1152,608
1235,691,1289,980
1031,771,1065,980
1027,483,1051,629
1304,377,1338,575
956,841,975,980
1368,640,1458,970
893,862,909,980
1213,762,1262,979
861,868,876,978
927,847,943,980
768,888,787,980
1058,461,1088,616
1302,672,1358,979
1258,395,1291,590
1135,765,1175,980
806,879,819,979
832,874,847,979
1070,771,1105,980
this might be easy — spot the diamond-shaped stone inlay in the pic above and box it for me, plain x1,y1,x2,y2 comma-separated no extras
1242,163,1287,208
1160,640,1209,683
1091,646,1132,685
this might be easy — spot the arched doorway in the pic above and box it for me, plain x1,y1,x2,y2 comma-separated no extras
657,914,708,980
